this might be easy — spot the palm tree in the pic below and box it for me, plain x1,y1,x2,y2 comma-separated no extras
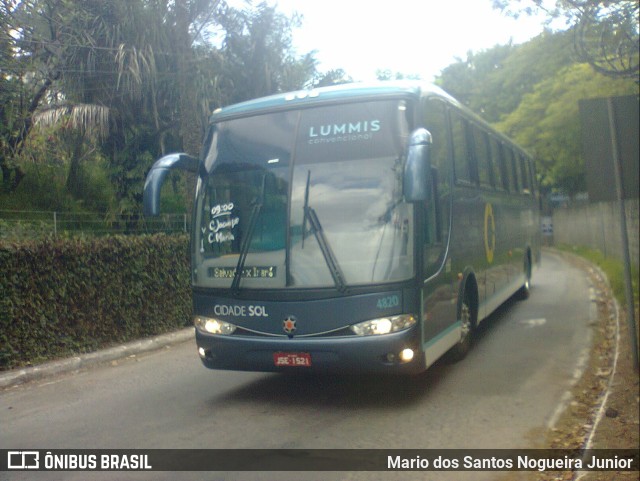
20,0,222,209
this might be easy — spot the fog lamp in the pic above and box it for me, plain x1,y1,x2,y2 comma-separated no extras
399,348,414,362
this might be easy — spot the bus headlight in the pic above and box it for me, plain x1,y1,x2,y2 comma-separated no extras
194,316,237,335
350,314,417,336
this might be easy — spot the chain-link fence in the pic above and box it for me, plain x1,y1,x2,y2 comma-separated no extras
0,210,190,241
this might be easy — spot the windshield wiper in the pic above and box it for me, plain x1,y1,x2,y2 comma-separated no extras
231,174,266,294
302,170,347,292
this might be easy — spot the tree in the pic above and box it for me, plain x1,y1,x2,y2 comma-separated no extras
313,69,353,88
495,62,637,196
436,28,637,197
3,0,223,210
0,0,62,191
37,0,172,209
1,0,320,213
437,31,575,123
492,0,639,80
214,2,318,105
574,0,639,79
173,0,225,156
376,69,422,81
33,103,109,197
437,44,517,122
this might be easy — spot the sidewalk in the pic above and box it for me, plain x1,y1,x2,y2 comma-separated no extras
0,328,193,389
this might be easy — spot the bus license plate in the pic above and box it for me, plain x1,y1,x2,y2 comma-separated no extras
274,352,311,367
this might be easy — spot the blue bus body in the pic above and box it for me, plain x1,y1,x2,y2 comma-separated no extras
193,288,424,373
144,82,540,374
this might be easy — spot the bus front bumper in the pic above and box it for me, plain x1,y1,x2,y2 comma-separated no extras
195,327,425,375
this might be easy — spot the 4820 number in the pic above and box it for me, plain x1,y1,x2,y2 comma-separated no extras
377,295,399,310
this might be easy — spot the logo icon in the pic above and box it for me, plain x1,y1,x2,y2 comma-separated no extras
484,202,496,264
8,451,39,470
283,317,297,335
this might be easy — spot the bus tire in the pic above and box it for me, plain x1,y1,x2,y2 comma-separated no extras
448,284,476,362
515,252,532,300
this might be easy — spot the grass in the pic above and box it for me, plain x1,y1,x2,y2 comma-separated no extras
556,244,639,308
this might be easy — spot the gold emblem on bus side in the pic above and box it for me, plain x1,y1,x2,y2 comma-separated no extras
484,203,496,264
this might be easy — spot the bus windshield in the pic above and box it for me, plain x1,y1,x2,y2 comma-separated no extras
193,99,414,290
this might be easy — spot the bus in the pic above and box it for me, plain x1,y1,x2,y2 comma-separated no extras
143,82,540,374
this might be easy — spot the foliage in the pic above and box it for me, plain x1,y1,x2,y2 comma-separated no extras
557,244,639,306
5,0,633,219
492,0,639,80
495,63,637,195
0,136,116,214
376,70,422,82
313,69,353,87
1,0,321,214
437,31,576,123
0,234,191,368
213,2,318,105
437,28,638,197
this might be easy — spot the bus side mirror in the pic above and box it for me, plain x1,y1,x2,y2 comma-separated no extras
404,128,433,202
143,153,199,216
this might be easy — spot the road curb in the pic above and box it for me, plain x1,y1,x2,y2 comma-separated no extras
0,328,194,389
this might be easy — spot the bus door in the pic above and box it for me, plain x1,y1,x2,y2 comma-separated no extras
421,98,456,362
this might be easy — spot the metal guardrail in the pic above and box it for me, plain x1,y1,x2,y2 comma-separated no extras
0,210,190,240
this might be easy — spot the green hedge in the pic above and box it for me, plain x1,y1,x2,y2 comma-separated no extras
0,234,191,369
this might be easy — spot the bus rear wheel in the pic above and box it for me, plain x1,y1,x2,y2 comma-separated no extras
515,253,532,300
448,293,475,362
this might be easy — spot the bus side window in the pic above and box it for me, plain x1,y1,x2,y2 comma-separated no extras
450,112,472,185
501,145,517,192
520,155,531,194
489,136,505,191
512,149,523,193
423,99,451,246
471,126,493,189
528,157,537,195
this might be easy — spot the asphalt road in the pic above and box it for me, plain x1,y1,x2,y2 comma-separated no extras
0,251,595,480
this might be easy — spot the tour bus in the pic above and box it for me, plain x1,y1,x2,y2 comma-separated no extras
143,82,540,374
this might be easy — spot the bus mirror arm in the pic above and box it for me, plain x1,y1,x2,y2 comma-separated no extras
404,128,433,203
143,153,200,216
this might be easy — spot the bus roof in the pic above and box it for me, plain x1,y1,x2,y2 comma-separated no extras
208,81,531,159
210,81,457,121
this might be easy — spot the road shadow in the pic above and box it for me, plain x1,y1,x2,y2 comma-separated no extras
211,358,454,411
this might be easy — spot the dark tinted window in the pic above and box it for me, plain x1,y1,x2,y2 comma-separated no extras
424,99,451,245
512,150,523,193
501,146,517,192
520,155,531,194
204,111,297,173
196,100,415,289
527,157,537,194
472,127,492,189
451,112,472,184
489,136,505,191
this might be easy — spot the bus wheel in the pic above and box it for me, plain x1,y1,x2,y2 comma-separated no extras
515,253,532,300
448,293,475,362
